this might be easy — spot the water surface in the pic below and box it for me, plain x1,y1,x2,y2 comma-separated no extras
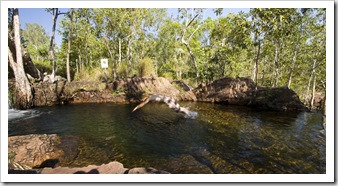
8,102,325,173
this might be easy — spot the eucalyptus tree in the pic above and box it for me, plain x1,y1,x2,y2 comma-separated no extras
72,9,103,72
178,8,205,82
156,18,186,79
286,9,307,89
46,8,66,82
21,23,50,62
8,8,33,109
302,8,326,107
249,9,265,84
210,12,251,80
66,8,74,82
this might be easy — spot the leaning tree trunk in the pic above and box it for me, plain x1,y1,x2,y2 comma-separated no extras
8,30,41,81
181,12,200,83
8,8,33,109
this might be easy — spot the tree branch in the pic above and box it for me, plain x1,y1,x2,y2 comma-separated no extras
186,13,199,28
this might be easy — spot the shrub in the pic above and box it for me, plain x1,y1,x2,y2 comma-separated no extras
74,67,106,82
116,63,128,79
137,57,156,78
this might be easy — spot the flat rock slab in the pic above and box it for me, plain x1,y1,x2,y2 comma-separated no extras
127,167,170,174
40,162,170,174
41,162,127,174
8,134,63,168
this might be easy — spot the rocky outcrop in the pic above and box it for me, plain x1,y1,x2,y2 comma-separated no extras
194,77,256,105
8,134,169,174
122,77,197,102
194,77,307,111
251,86,307,111
25,76,196,107
8,134,63,169
10,76,309,111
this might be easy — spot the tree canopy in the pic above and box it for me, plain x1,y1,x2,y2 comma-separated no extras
17,8,326,106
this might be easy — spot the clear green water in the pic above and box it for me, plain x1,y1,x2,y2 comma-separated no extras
8,102,325,173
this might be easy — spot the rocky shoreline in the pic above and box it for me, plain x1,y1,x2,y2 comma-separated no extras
9,76,323,174
8,134,169,174
9,76,318,111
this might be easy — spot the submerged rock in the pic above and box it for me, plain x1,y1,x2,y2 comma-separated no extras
8,134,170,174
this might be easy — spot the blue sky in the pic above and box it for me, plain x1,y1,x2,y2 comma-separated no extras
19,8,249,48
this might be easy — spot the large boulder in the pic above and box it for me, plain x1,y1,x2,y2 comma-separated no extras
251,86,307,111
124,77,196,102
194,77,255,105
194,77,307,111
8,134,64,169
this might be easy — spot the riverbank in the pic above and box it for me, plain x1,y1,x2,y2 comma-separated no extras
9,76,318,112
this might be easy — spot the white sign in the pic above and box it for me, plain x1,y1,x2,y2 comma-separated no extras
101,59,108,68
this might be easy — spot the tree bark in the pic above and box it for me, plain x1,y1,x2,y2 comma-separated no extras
310,75,316,109
305,56,317,103
103,35,116,80
49,8,58,83
118,37,122,65
273,43,280,87
252,39,261,85
66,9,74,82
287,22,303,89
9,8,33,109
181,11,200,82
8,30,41,81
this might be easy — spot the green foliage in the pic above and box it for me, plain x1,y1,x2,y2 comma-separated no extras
21,23,49,62
116,63,128,79
137,57,156,78
34,60,53,74
74,67,105,82
20,8,325,106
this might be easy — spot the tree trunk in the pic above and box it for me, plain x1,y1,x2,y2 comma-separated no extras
287,22,303,89
252,39,261,85
103,36,116,80
181,11,200,82
49,8,58,83
126,38,133,76
66,8,74,82
8,30,42,81
310,75,316,109
8,8,33,109
118,37,122,65
273,43,280,87
305,56,317,103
